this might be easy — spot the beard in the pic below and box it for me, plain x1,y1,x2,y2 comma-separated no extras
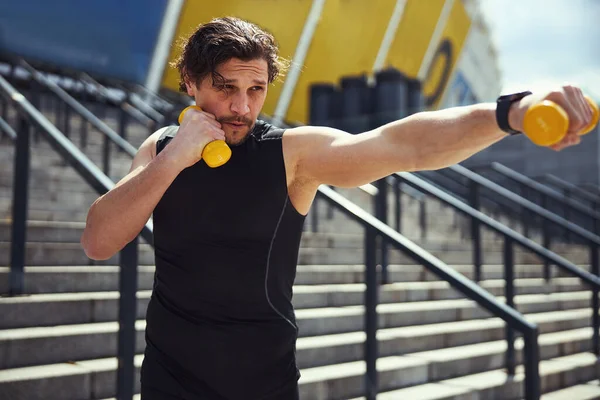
218,116,255,146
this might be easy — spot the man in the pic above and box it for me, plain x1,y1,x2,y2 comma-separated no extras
81,16,594,400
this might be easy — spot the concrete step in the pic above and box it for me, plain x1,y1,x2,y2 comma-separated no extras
4,291,590,369
2,219,564,259
94,383,600,400
540,380,600,400
304,208,460,237
0,338,596,400
0,304,591,370
0,172,102,193
297,311,593,369
1,108,150,147
0,264,590,295
293,291,591,337
0,194,98,220
0,209,91,222
301,332,595,400
0,239,591,266
0,143,132,179
348,354,599,400
0,278,587,329
0,217,589,253
0,220,492,250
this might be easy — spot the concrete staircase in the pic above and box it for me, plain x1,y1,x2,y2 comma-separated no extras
1,96,599,399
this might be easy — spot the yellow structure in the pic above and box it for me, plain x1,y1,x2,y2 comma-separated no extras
161,0,472,124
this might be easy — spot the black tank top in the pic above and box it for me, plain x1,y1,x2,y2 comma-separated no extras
143,120,306,399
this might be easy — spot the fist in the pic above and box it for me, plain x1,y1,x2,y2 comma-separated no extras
167,108,226,169
510,85,597,151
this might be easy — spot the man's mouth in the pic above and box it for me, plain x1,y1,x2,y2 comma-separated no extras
225,122,247,128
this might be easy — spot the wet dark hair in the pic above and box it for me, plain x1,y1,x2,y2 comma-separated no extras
171,17,288,92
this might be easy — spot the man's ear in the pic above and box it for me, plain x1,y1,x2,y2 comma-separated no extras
184,79,196,97
182,69,197,97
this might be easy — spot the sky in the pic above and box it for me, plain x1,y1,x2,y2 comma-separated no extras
478,0,600,100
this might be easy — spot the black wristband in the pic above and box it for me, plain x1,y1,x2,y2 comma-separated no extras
496,91,532,135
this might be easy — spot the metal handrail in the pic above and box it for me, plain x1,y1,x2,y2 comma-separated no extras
79,73,158,131
484,162,600,228
394,172,600,286
442,164,600,245
18,59,138,157
0,75,154,245
391,171,600,382
539,173,600,209
0,116,17,140
424,164,600,319
0,74,152,400
317,185,541,400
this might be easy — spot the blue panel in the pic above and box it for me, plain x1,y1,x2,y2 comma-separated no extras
0,0,168,84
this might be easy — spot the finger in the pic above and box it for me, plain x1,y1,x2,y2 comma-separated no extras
203,117,222,129
580,93,594,123
186,112,222,129
562,86,587,134
212,127,226,141
549,143,562,151
200,111,217,120
573,88,593,128
563,133,581,147
550,135,572,151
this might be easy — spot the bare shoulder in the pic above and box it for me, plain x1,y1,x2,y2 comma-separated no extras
283,125,351,144
282,124,363,180
282,125,351,162
129,126,174,172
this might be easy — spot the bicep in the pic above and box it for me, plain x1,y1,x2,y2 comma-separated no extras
290,124,417,188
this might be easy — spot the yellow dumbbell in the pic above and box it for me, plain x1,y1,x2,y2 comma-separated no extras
178,105,232,168
523,95,599,146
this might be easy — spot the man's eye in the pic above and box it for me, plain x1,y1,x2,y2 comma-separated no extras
252,86,264,91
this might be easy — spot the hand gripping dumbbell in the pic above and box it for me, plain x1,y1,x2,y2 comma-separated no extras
523,96,599,146
178,105,232,168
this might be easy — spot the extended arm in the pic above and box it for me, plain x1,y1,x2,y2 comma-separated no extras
288,87,592,188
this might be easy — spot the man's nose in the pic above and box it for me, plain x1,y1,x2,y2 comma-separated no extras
231,93,250,115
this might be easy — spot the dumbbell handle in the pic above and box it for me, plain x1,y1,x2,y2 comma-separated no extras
178,106,232,168
523,96,599,146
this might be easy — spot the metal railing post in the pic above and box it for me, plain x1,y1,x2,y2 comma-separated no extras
103,134,111,177
419,199,427,240
311,198,319,233
364,227,378,400
9,116,31,296
591,243,599,356
522,186,529,238
504,237,516,376
117,236,139,400
30,82,41,144
375,179,389,284
63,99,71,139
541,196,552,281
394,181,402,232
119,103,129,142
523,329,541,400
1,95,6,122
470,180,482,282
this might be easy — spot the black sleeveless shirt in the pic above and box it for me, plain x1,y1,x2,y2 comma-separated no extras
143,120,306,399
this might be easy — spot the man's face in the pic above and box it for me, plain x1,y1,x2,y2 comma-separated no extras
185,58,269,146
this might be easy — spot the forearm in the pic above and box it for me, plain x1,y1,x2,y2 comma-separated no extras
383,103,508,171
81,152,181,260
